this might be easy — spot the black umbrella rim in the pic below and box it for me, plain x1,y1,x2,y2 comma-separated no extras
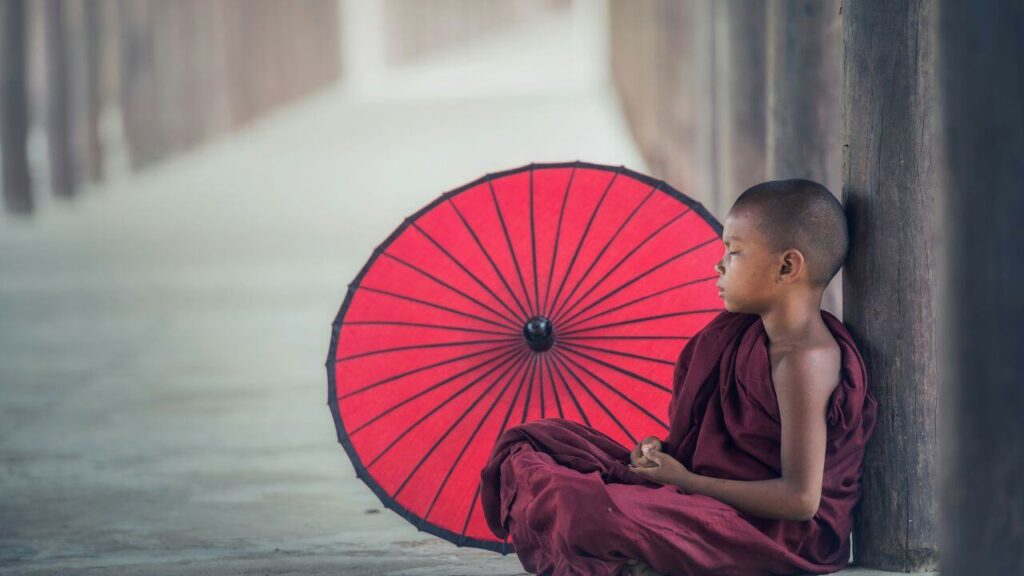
324,159,723,554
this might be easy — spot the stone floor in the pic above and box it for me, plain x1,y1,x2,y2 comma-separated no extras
0,8,936,576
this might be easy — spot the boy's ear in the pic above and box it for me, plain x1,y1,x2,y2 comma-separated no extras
778,249,805,283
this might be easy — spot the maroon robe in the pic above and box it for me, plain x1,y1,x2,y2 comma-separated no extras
479,310,878,576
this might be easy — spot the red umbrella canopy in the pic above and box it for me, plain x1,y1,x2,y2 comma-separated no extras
326,161,725,553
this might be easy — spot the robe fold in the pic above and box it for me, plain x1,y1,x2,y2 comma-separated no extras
479,310,878,576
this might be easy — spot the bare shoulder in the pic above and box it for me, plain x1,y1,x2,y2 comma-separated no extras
772,334,842,401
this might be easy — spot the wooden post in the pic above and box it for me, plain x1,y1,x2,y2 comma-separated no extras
765,0,843,318
60,0,105,188
608,0,717,210
608,1,666,179
1,0,34,214
44,0,77,197
117,0,160,169
80,0,105,183
938,1,1024,574
712,0,767,216
660,0,716,210
841,0,939,570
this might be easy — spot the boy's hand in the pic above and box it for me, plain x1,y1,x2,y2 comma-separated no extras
629,450,691,488
629,436,662,468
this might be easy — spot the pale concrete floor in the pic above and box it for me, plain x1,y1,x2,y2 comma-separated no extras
0,10,935,576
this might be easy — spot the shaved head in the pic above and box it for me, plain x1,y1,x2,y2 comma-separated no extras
730,179,849,289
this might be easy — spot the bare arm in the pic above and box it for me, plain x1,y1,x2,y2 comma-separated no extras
672,347,839,521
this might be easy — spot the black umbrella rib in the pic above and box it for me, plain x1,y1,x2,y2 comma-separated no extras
467,354,541,539
457,354,538,538
548,183,659,322
538,348,546,419
546,350,590,428
422,353,535,521
410,221,524,324
381,252,521,329
365,348,528,468
556,235,718,330
529,169,541,320
448,199,531,320
461,485,485,545
356,285,512,331
542,166,575,316
338,343,512,400
546,171,619,323
542,353,565,420
352,347,522,437
395,351,534,501
335,336,519,363
556,343,671,393
558,339,674,366
559,309,723,339
489,180,535,316
550,206,693,326
549,350,637,446
558,274,719,334
519,349,541,423
560,334,693,342
343,320,511,337
553,348,669,432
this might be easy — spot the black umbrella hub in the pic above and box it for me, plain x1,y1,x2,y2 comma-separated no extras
523,316,555,352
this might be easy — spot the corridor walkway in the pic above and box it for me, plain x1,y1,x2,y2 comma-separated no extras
0,9,642,575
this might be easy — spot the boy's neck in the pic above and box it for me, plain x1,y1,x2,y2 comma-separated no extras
758,292,827,349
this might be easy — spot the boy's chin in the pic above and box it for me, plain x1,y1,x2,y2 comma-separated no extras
721,299,742,314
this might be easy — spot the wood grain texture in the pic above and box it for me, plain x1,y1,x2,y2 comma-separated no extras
841,0,940,570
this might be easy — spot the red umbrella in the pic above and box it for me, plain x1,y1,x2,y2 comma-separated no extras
326,161,725,553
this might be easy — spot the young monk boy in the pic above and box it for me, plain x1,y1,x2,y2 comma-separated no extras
479,179,878,576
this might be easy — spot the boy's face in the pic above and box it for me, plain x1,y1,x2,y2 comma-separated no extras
714,209,779,314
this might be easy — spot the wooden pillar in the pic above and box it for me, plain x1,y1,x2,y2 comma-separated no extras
80,0,104,184
1,0,34,214
608,0,666,179
608,0,717,210
660,0,716,210
841,0,939,570
712,0,767,217
117,0,161,169
43,0,77,197
765,0,843,318
62,0,105,187
938,1,1024,574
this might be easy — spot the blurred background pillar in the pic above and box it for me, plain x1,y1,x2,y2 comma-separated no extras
609,0,773,220
609,0,717,209
1,0,34,214
766,0,842,319
939,1,1024,574
712,0,767,217
44,0,77,197
117,0,341,171
841,0,940,570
